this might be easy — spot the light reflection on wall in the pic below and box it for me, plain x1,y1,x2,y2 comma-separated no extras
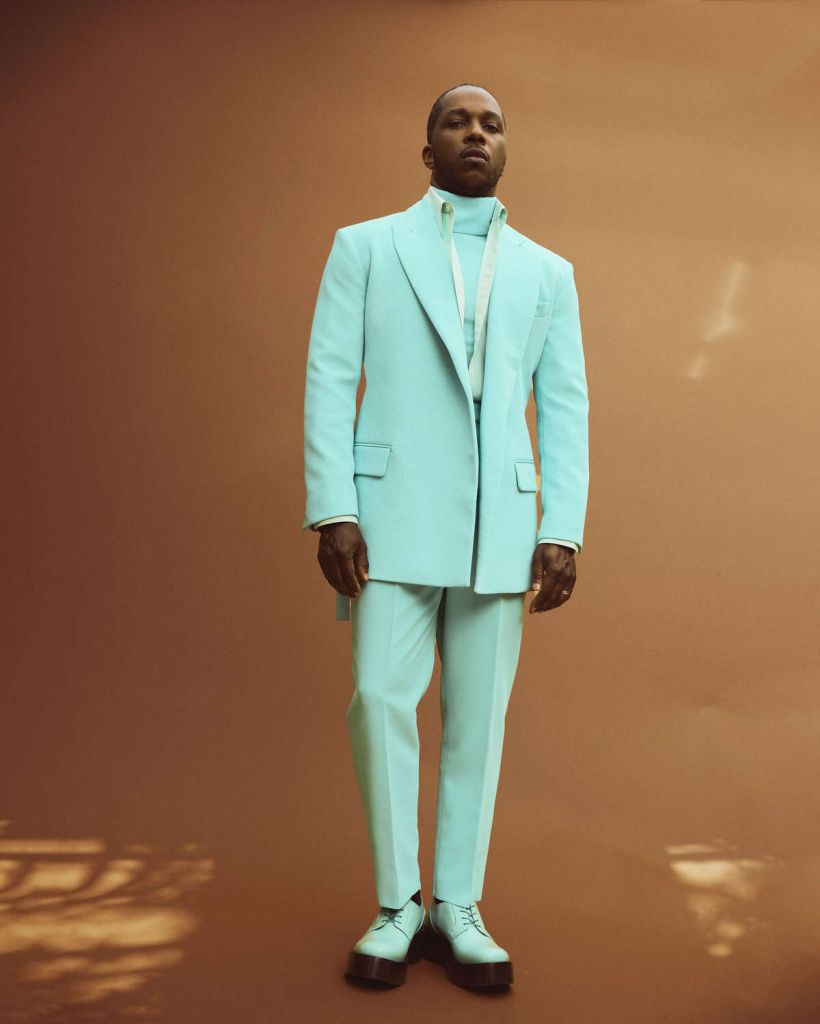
687,260,749,380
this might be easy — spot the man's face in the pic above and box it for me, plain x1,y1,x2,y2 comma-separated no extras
422,86,507,197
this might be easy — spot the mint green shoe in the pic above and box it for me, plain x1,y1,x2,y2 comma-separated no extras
345,895,427,986
425,898,513,988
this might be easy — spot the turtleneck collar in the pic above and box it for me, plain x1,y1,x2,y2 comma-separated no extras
430,185,501,237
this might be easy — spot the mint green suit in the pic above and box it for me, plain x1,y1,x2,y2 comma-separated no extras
302,187,588,908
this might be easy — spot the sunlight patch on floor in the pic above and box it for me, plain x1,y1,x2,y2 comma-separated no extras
0,821,214,1015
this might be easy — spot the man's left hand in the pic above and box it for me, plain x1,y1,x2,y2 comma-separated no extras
529,543,576,613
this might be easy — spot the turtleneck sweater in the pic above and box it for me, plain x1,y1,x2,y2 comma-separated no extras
428,185,498,369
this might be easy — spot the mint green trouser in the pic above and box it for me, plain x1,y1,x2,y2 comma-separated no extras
347,400,527,909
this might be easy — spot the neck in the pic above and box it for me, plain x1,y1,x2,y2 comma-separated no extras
430,185,498,236
430,177,495,198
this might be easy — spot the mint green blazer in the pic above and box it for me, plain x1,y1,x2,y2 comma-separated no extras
302,193,589,616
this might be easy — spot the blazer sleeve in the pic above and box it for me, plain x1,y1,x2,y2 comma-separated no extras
533,260,590,553
302,228,366,531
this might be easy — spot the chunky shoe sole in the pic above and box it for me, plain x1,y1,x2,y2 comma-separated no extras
424,925,514,988
345,925,427,986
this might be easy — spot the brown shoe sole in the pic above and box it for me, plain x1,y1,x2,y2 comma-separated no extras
345,924,427,987
423,924,514,988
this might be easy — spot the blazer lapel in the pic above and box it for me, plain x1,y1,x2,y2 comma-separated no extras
482,225,540,408
392,197,474,406
479,226,541,513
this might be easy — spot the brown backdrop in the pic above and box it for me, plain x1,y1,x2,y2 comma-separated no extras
2,1,820,1020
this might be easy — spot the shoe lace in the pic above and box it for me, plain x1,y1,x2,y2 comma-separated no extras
458,901,489,936
375,905,404,929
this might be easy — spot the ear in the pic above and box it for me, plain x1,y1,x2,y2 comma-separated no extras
421,144,434,171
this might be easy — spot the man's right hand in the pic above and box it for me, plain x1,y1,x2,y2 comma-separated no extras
317,521,369,598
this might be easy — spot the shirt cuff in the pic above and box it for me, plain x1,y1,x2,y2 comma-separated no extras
537,537,579,553
312,514,359,530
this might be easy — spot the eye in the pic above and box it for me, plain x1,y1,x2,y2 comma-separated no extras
449,119,500,132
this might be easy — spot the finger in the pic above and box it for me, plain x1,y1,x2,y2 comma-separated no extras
339,550,361,597
529,566,558,612
558,562,577,606
354,543,369,587
317,545,343,594
542,571,573,611
530,550,547,592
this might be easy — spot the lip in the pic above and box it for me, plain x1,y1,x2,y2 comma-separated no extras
460,147,489,161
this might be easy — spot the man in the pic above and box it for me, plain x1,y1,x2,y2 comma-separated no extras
302,83,589,989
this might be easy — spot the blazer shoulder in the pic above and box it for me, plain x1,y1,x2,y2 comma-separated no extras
330,209,405,274
506,224,573,275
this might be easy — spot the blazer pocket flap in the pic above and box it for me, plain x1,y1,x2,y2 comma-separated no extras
353,442,391,477
534,300,551,318
514,460,538,491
